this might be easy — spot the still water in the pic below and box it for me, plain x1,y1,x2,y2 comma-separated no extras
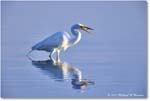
1,1,147,98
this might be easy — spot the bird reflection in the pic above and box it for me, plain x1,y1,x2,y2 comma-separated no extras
31,59,94,89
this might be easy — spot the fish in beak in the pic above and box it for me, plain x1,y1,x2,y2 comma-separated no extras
80,25,94,34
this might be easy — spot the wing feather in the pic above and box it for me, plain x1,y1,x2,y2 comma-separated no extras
32,32,65,52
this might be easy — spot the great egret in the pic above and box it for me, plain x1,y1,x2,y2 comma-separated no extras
27,23,93,61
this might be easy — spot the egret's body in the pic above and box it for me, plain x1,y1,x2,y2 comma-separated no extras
28,23,93,61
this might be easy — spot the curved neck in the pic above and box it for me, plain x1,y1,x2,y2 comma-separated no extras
70,27,81,45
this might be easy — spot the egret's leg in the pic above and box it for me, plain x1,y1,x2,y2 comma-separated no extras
49,50,55,61
49,52,52,58
56,50,60,62
49,52,52,59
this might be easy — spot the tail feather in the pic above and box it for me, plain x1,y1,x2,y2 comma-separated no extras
26,50,34,61
26,50,33,56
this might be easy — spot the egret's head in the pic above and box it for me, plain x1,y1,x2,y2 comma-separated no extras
72,23,94,33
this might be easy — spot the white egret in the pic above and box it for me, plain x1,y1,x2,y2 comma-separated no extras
27,23,94,61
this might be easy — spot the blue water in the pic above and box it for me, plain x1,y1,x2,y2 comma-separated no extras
1,1,147,98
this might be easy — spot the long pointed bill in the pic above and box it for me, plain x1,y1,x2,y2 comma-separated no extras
81,26,94,34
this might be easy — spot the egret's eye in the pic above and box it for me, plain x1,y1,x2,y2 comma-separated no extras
80,26,84,29
80,26,88,30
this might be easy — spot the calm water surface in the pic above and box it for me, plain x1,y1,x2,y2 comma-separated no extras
1,1,147,98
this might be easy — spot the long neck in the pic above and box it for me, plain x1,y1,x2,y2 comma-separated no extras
70,27,81,45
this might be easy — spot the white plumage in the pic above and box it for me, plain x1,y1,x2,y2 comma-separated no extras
32,32,69,51
27,23,93,61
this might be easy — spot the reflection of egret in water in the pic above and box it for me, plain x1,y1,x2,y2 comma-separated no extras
31,59,94,89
